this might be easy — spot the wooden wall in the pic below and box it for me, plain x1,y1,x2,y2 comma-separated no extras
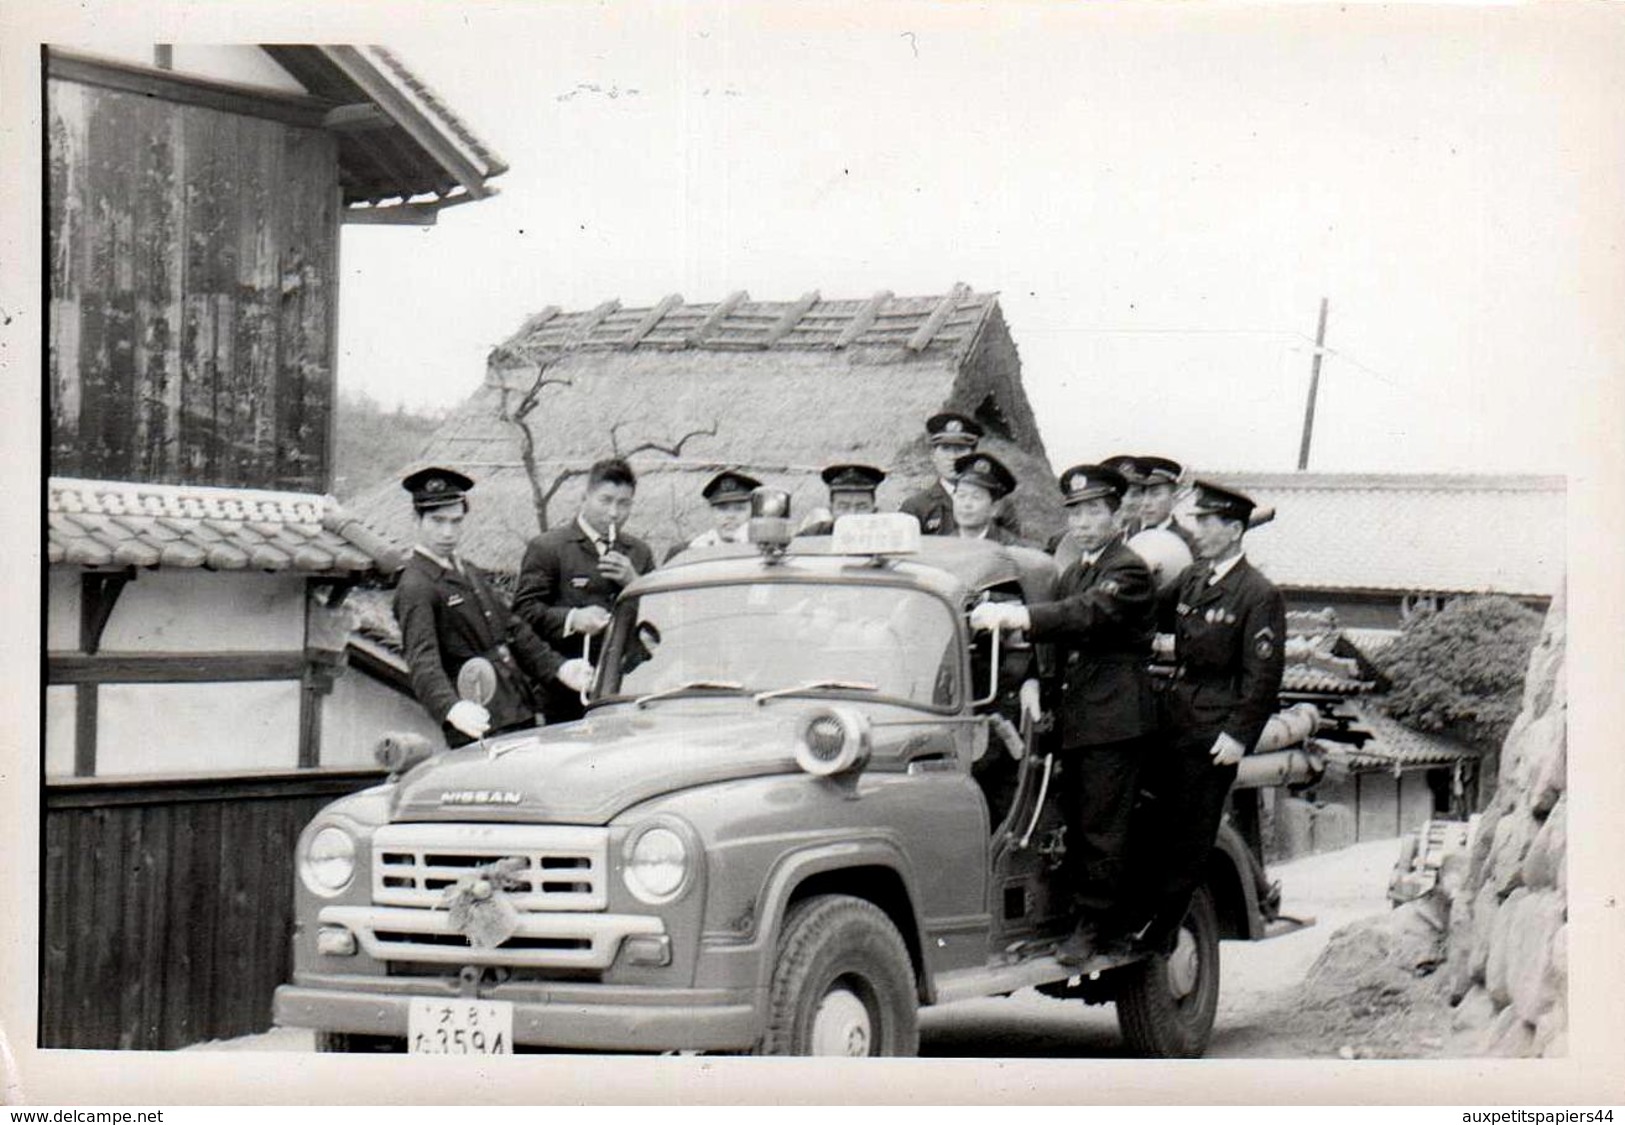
41,770,383,1050
47,75,340,492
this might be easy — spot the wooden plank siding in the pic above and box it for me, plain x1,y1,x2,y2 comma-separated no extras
41,771,384,1049
47,78,339,493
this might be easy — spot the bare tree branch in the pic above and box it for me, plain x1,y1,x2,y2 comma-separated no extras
612,420,720,461
499,358,575,531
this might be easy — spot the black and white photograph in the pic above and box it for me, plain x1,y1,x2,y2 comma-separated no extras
4,0,1624,1107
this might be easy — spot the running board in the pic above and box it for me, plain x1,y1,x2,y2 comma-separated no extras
932,947,1142,1006
1261,913,1315,940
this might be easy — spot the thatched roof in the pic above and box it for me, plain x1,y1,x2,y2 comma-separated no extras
351,285,1062,572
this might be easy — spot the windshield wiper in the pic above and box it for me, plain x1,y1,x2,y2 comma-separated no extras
633,680,748,709
754,680,880,705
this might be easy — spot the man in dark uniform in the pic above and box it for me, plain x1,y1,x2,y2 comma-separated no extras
796,463,886,536
514,457,657,722
393,467,591,747
970,464,1157,964
665,469,762,561
1133,479,1286,951
900,412,1022,537
1100,454,1147,536
948,452,1026,546
1133,456,1199,554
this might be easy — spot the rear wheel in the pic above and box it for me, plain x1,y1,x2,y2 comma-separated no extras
1115,885,1221,1058
758,894,919,1056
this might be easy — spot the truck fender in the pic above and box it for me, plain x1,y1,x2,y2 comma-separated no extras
1207,821,1264,941
749,839,933,1001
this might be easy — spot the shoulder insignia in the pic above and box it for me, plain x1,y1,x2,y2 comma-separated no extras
1254,635,1274,659
1099,578,1121,596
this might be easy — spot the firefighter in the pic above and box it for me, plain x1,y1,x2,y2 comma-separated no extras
949,452,1026,545
796,463,886,535
513,457,657,722
969,463,1157,965
393,467,591,746
1132,479,1286,953
665,469,762,561
900,411,1022,537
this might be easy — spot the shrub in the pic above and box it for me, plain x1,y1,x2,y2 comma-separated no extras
1378,595,1544,750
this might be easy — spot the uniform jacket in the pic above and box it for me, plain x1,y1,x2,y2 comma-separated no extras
513,520,656,653
1158,556,1286,752
394,551,565,744
900,480,1022,538
1024,536,1157,748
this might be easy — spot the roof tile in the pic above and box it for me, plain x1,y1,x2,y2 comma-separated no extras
48,479,405,578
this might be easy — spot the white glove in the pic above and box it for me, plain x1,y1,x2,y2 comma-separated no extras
969,602,1030,633
447,700,491,739
557,658,594,694
565,605,612,637
1018,678,1043,727
1209,731,1246,766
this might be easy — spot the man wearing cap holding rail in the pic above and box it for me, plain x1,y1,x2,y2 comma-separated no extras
665,469,762,561
969,463,1158,965
514,457,657,723
796,463,887,536
394,467,592,747
900,411,1022,538
1132,479,1286,953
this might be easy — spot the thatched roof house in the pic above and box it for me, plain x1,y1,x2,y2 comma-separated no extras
353,285,1061,570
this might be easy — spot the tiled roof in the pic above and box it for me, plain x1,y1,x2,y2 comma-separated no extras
1331,701,1479,773
47,478,407,576
1282,664,1372,695
1196,473,1564,597
490,285,998,366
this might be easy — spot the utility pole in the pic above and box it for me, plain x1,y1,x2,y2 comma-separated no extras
1296,297,1329,471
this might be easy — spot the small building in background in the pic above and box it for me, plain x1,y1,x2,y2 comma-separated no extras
348,286,1062,571
42,44,503,1049
1265,608,1480,861
1205,472,1563,629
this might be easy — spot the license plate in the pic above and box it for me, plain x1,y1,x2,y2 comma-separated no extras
408,998,514,1055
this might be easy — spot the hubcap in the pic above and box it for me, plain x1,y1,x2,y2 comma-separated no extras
810,985,873,1056
1166,926,1200,1000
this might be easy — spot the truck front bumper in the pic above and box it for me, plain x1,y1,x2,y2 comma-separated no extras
274,978,762,1052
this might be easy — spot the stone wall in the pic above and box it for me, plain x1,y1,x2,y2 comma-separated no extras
1442,585,1566,1057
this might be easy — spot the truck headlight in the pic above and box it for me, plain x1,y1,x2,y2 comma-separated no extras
622,825,691,904
300,824,357,897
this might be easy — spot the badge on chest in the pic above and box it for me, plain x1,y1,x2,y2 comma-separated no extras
447,594,466,607
570,576,591,590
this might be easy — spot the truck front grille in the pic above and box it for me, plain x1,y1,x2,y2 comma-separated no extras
370,823,608,912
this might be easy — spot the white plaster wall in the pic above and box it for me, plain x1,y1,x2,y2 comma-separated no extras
96,682,300,775
97,571,305,652
45,687,76,778
321,671,446,768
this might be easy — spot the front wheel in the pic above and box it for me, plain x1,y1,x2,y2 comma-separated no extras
1115,885,1221,1058
758,894,919,1056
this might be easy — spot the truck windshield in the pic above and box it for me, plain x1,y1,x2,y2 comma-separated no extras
595,582,961,709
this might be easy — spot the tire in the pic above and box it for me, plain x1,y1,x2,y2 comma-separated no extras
758,894,919,1056
1114,885,1221,1058
314,1031,405,1053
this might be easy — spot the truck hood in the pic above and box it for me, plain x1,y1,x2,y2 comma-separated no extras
390,704,804,825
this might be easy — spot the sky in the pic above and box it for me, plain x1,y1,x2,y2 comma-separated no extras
323,3,1625,478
